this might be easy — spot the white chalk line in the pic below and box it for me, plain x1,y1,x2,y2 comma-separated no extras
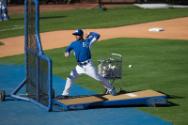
0,25,24,32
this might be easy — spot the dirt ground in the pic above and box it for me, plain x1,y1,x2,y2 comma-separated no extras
8,3,131,15
0,17,188,57
8,3,99,15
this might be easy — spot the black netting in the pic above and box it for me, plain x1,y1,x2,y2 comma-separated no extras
26,52,37,100
25,0,52,110
27,0,37,52
38,57,51,106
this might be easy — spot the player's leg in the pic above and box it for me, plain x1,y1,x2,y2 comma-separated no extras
0,1,2,21
2,0,8,20
84,62,116,96
62,65,84,96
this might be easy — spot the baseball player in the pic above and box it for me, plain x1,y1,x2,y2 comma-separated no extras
57,29,116,99
0,0,9,21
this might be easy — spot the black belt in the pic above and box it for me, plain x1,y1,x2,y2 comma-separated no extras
78,60,90,66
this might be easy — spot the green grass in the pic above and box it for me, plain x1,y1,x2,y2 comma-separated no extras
0,38,188,125
1,6,188,38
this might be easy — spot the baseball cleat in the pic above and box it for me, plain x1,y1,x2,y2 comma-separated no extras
56,95,69,99
106,87,117,96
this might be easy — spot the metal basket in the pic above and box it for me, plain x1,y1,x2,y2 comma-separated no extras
97,53,122,80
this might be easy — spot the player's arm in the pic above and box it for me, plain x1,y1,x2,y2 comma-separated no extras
64,43,73,57
87,32,100,47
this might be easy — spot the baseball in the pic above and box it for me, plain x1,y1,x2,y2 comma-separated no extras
111,65,116,70
103,66,107,70
108,64,112,68
128,64,132,68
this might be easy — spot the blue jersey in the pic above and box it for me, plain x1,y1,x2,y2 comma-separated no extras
65,32,100,62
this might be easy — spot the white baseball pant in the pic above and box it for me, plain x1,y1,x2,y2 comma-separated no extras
62,61,113,96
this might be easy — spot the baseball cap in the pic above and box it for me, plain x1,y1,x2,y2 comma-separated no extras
72,29,84,36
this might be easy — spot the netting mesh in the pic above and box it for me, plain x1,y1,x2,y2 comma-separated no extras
27,0,37,52
25,0,52,109
38,57,51,105
26,52,37,100
26,0,37,100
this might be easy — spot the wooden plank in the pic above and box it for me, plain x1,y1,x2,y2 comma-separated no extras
57,90,165,106
103,89,165,101
57,96,105,105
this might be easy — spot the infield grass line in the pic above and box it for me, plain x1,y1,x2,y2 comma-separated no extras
0,6,188,38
